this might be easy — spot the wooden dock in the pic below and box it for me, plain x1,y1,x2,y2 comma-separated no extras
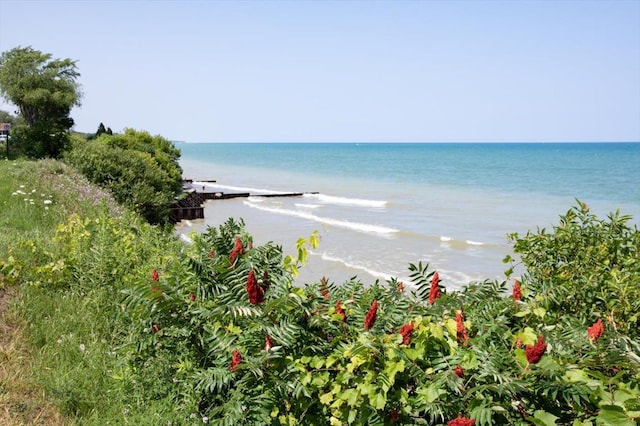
169,181,318,223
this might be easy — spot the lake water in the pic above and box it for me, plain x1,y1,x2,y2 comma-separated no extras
176,142,640,290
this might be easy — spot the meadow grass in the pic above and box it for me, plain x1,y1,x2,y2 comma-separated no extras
0,159,171,424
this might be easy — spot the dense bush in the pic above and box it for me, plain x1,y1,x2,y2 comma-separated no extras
10,121,71,158
64,129,183,224
115,207,639,425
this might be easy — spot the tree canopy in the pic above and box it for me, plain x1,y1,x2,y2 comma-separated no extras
0,46,82,157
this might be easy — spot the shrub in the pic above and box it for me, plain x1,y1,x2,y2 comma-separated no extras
64,129,182,224
118,207,639,425
10,122,71,158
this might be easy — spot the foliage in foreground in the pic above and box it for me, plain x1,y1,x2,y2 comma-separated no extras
117,207,639,426
4,160,638,426
64,128,183,225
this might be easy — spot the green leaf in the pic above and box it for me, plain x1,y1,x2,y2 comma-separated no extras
384,359,405,385
339,388,360,407
514,348,528,368
309,231,320,249
527,410,558,426
418,383,446,404
533,307,547,318
372,391,386,410
596,405,635,426
320,391,334,406
429,322,444,341
445,318,457,337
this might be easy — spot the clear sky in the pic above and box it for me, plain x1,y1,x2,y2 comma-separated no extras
1,0,639,143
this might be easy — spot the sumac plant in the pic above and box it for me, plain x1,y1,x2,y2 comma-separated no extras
120,207,639,425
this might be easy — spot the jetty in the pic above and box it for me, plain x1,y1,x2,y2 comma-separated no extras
169,180,318,223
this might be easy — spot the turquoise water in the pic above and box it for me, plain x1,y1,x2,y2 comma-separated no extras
177,143,640,289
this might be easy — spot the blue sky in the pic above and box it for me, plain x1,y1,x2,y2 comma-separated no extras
1,0,639,143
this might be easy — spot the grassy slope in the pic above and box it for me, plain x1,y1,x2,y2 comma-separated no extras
0,159,123,424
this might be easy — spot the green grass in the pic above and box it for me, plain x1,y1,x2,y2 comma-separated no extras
0,159,179,424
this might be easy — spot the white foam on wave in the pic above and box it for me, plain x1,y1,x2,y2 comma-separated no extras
295,203,322,209
193,181,285,194
315,252,394,281
179,233,193,244
304,193,387,208
440,235,487,247
243,200,399,236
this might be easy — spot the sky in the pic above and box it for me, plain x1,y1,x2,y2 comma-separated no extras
0,0,639,143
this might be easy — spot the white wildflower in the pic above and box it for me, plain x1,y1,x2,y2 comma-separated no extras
44,199,52,205
202,417,209,424
79,343,86,352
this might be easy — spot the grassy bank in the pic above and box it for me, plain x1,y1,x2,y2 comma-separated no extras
0,159,180,424
0,159,113,425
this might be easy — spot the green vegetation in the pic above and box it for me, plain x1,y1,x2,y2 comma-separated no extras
64,128,183,225
0,47,81,158
0,158,638,425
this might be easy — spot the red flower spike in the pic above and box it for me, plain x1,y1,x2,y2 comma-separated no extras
364,300,378,331
397,281,404,293
208,249,215,258
189,293,196,302
335,300,347,322
447,414,475,426
264,335,274,351
587,319,604,342
151,269,159,282
399,323,414,345
525,335,547,364
152,324,160,334
428,272,441,304
512,280,522,301
230,349,241,371
320,276,330,300
454,365,465,378
515,338,523,348
456,311,469,345
246,269,264,305
390,409,400,423
229,237,244,263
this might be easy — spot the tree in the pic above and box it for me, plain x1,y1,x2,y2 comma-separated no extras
0,109,20,125
96,122,107,137
0,46,82,157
